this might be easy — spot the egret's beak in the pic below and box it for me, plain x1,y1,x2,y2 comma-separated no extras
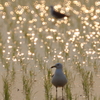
51,66,56,68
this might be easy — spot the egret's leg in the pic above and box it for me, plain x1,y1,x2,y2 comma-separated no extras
56,87,57,100
62,87,63,100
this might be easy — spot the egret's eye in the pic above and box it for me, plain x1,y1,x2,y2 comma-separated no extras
57,64,59,66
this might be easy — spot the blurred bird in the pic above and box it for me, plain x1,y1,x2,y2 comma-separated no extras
51,63,67,100
50,6,70,19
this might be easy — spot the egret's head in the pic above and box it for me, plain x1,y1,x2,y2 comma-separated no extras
51,63,63,69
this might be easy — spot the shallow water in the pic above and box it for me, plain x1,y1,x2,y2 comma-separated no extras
0,0,100,100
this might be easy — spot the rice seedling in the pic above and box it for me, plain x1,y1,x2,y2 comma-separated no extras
36,55,46,70
75,62,94,100
2,60,16,100
21,61,35,100
22,70,35,100
81,71,93,100
44,68,52,100
2,75,11,100
64,69,73,100
10,64,16,84
65,84,72,100
0,33,3,60
93,96,97,100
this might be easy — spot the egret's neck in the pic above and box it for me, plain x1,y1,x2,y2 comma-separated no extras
55,68,63,75
50,7,54,12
